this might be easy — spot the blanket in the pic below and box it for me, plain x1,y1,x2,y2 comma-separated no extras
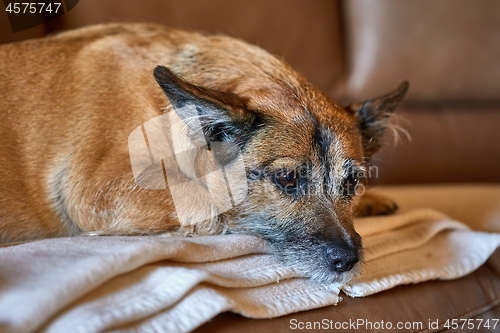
1,208,499,333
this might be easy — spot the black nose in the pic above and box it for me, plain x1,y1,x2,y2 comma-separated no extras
326,247,360,272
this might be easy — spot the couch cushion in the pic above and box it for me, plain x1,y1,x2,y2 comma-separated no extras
370,105,500,184
342,0,500,102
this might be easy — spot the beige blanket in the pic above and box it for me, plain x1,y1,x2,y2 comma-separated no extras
1,208,499,333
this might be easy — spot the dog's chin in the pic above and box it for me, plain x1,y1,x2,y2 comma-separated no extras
294,264,361,285
306,263,362,285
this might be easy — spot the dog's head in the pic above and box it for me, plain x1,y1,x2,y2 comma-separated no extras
154,61,407,283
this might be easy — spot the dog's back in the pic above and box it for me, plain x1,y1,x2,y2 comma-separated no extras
0,23,307,242
0,24,205,241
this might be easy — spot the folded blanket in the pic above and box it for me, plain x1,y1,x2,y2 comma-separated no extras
0,209,499,333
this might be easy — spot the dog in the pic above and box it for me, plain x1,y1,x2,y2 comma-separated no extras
0,23,408,283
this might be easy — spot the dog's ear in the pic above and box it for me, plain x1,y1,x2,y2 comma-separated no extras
153,65,259,151
345,81,409,157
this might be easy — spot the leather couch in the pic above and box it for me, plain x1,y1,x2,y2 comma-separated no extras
1,1,499,331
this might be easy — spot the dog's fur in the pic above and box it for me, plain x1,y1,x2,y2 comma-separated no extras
0,23,407,282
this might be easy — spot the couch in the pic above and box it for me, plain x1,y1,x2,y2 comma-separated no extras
1,1,499,332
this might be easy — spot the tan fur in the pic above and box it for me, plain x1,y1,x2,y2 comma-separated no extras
0,23,406,282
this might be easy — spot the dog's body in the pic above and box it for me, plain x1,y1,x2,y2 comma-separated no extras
0,23,407,282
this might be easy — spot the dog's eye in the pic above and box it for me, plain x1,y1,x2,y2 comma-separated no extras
343,173,359,197
274,170,298,191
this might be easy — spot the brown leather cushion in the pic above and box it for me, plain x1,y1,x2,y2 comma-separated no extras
0,13,46,44
371,104,500,184
342,0,500,101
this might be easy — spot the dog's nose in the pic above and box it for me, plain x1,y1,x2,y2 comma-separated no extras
326,247,360,272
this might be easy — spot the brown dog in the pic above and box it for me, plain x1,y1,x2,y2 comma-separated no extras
0,23,407,282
